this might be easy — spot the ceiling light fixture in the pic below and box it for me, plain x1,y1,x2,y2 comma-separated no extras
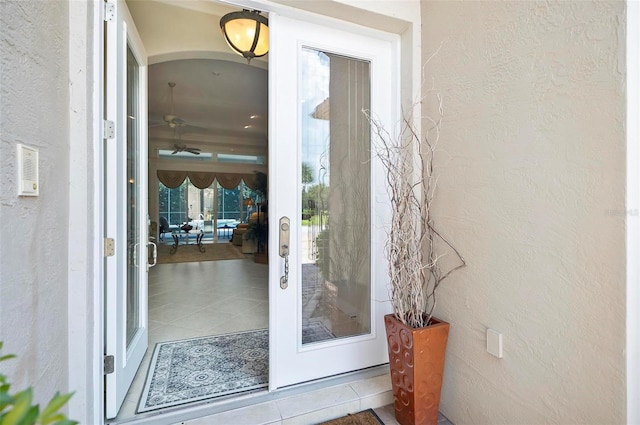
219,9,268,64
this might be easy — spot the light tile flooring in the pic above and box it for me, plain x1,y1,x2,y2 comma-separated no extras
114,255,270,422
112,251,454,425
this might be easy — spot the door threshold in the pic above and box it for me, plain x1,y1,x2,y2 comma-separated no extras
107,364,390,425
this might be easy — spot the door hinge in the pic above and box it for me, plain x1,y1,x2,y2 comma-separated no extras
103,120,115,139
104,2,115,22
104,355,115,375
104,238,115,257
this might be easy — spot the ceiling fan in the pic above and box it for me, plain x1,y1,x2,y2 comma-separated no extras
171,128,201,155
172,142,201,155
151,82,193,129
164,82,185,128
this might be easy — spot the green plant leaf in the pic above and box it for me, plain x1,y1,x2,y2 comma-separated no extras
0,343,76,425
19,406,39,425
41,413,63,424
38,392,74,425
52,419,78,425
0,388,33,425
0,392,13,412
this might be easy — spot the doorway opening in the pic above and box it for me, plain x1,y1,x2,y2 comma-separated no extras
105,0,399,421
109,1,271,421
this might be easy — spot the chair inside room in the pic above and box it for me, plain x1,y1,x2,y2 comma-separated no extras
159,216,177,240
232,212,266,253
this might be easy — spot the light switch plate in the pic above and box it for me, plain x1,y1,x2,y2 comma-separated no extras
487,328,503,358
17,144,39,197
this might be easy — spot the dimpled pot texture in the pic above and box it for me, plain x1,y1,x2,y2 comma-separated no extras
384,314,449,425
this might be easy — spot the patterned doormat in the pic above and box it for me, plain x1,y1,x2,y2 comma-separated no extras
302,320,335,344
138,323,335,413
138,329,268,413
320,409,384,425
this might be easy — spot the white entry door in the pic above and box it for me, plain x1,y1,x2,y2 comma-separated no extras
104,0,150,418
269,13,397,389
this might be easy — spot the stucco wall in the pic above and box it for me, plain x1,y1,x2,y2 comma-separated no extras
422,1,626,423
0,0,70,406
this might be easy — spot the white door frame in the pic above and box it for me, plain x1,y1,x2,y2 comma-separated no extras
627,2,640,423
68,1,422,423
104,0,150,418
67,1,105,423
268,12,398,389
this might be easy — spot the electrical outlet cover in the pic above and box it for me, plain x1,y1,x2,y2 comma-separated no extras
487,328,503,358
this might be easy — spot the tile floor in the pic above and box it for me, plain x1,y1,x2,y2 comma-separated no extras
112,251,454,425
114,255,270,422
178,374,454,425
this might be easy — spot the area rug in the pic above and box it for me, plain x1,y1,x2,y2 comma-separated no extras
156,242,245,264
138,322,337,413
137,329,269,413
320,409,384,425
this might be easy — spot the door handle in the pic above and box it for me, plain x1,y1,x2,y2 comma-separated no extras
279,216,290,289
148,241,157,269
133,242,140,268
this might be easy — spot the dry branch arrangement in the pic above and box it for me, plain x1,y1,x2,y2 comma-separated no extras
364,86,466,329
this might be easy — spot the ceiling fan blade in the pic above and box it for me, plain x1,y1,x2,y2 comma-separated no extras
149,120,166,128
173,117,186,127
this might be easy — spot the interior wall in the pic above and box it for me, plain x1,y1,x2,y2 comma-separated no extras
0,0,71,407
421,1,626,423
126,0,248,65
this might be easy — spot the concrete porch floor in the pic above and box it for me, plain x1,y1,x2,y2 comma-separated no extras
178,373,454,425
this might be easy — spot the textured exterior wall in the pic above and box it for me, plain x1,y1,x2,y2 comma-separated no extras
0,0,70,405
421,1,626,423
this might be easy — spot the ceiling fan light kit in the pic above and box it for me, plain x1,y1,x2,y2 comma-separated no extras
163,114,185,128
162,82,187,128
220,10,268,63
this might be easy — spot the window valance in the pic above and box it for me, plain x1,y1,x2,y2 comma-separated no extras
156,170,261,190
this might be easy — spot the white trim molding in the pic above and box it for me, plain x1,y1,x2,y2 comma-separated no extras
67,0,104,423
627,1,640,423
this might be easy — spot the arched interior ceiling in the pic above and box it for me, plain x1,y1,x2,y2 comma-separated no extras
126,0,269,159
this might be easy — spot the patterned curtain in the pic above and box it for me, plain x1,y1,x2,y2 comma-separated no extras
157,170,264,191
187,172,216,189
215,173,243,189
156,170,188,188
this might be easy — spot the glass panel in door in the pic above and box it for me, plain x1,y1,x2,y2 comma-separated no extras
300,48,371,345
126,46,141,345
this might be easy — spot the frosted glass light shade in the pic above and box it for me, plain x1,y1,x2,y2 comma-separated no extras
220,10,268,63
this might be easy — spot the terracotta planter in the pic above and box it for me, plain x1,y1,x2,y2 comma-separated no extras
384,314,449,425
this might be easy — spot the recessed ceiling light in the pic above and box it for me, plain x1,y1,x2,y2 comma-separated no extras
244,125,252,129
250,114,258,119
